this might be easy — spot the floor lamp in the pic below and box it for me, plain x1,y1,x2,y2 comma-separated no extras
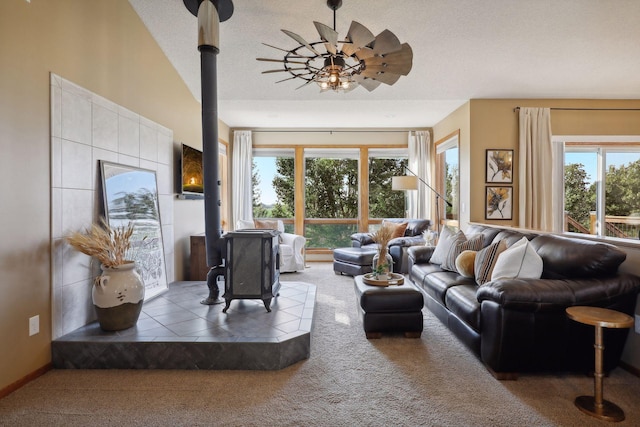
391,175,418,218
392,167,452,236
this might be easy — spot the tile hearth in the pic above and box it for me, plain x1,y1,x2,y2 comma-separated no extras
52,280,316,370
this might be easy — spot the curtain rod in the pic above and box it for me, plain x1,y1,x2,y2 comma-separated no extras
513,107,640,112
249,129,417,134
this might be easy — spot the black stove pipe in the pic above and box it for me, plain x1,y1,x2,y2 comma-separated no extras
183,0,234,304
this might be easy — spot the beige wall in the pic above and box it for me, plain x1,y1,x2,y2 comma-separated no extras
432,102,471,227
0,0,228,391
433,98,640,370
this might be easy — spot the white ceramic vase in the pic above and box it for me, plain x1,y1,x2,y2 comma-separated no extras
93,261,145,331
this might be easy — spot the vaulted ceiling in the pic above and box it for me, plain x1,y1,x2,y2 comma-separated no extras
129,0,640,128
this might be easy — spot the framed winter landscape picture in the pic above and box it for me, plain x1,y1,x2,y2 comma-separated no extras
100,161,169,300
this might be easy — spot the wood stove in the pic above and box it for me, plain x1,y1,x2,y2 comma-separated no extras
222,229,280,313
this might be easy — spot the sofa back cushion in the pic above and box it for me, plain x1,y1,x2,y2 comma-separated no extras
465,224,503,248
383,218,431,237
491,229,537,247
529,234,626,279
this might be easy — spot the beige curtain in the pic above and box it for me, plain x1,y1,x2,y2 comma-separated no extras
518,108,553,231
232,130,253,228
408,130,432,220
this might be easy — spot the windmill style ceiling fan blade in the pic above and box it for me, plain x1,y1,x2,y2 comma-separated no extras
345,21,375,50
353,74,381,92
363,43,413,75
370,29,402,56
360,69,401,86
340,42,357,57
281,29,321,55
313,21,338,54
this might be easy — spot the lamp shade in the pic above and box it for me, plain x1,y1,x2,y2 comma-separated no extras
392,176,418,191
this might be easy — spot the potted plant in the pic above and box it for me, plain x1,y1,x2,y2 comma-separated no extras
66,218,145,331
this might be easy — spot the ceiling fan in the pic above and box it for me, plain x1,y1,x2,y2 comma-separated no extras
257,0,413,93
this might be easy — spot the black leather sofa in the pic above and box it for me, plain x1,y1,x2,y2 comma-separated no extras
407,224,640,379
351,218,432,273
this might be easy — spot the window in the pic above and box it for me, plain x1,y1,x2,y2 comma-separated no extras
252,149,295,231
304,148,359,249
368,149,408,220
436,133,459,229
250,144,410,250
563,143,640,241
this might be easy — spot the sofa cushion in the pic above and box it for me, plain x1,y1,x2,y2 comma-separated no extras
421,270,468,305
491,237,543,281
430,226,458,265
445,284,482,332
441,234,484,272
474,239,508,285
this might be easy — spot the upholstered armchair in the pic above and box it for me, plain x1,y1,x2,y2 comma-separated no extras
236,219,306,272
350,218,432,273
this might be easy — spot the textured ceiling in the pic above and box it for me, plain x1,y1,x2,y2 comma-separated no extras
128,0,640,128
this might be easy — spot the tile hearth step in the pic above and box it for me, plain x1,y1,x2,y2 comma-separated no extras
52,281,316,370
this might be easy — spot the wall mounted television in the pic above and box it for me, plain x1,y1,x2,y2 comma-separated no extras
180,143,204,199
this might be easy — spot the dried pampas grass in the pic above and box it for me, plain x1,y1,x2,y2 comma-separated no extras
371,224,394,254
66,218,134,268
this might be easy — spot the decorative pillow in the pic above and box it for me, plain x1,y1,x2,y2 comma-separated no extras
253,220,284,243
491,237,543,281
429,226,457,265
455,250,477,278
385,221,409,239
474,239,508,285
237,219,255,229
254,219,279,230
441,234,484,272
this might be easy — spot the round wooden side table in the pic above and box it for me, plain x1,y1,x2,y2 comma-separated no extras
566,306,634,422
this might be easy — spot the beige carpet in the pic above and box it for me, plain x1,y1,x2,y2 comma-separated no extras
1,262,639,426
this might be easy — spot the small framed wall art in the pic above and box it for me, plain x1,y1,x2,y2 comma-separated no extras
486,149,513,183
485,186,513,220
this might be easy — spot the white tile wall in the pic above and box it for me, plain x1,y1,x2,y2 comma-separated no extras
50,73,175,338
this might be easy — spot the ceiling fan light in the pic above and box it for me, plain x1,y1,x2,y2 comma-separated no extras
258,0,412,93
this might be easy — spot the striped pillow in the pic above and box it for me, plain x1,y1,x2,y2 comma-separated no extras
474,239,508,285
441,234,484,273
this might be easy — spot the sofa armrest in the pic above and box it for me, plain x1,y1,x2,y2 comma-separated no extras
407,246,435,264
388,236,425,248
476,273,640,311
351,232,374,247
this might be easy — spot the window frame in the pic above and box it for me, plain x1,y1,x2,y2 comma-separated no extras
557,136,640,243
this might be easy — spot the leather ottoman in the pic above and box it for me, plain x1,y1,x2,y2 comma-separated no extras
353,275,424,339
333,247,377,276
